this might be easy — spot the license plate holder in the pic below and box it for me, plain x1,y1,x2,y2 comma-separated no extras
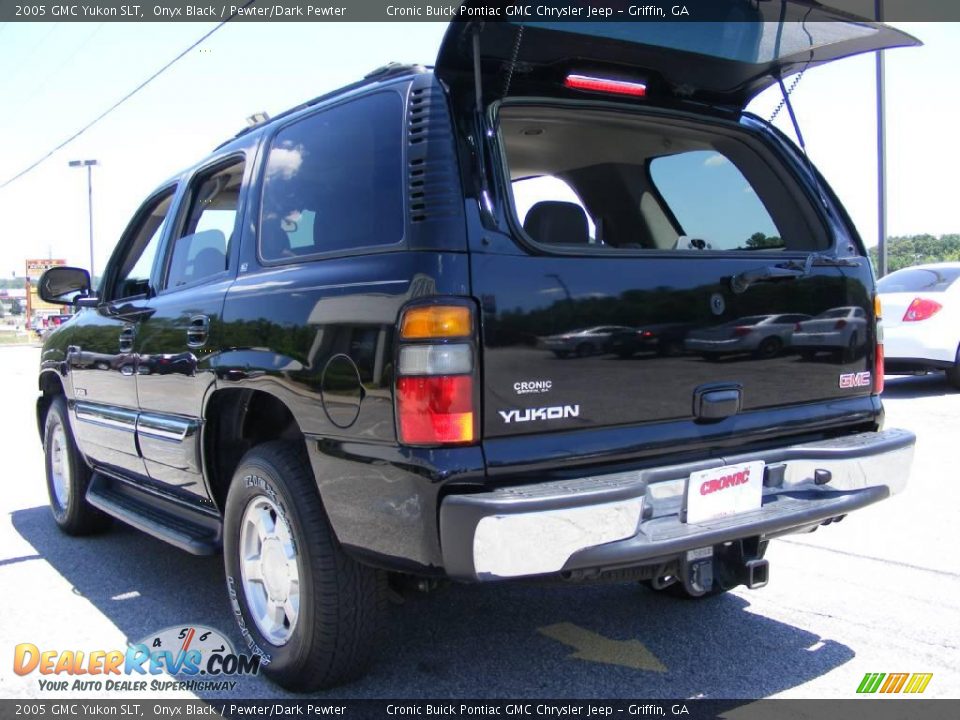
683,461,765,524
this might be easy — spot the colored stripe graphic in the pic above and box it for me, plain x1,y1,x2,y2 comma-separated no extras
904,673,933,694
857,672,932,694
857,673,885,693
880,673,909,693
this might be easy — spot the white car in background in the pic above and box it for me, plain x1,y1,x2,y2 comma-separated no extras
878,262,960,388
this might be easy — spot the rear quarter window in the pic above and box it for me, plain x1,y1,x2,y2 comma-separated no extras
877,267,960,293
259,92,404,262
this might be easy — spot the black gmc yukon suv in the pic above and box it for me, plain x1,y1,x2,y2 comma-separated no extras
36,4,918,691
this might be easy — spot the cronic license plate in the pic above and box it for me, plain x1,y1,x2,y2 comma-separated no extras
683,461,765,524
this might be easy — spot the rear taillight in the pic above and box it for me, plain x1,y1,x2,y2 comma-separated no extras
640,330,654,338
874,343,885,394
396,304,477,446
834,318,848,330
874,295,884,394
902,297,942,322
794,322,803,332
732,326,753,337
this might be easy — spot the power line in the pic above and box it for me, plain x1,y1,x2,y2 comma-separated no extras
17,23,106,109
4,22,61,91
0,1,257,191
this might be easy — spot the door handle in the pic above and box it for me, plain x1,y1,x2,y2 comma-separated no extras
118,325,136,353
187,315,210,348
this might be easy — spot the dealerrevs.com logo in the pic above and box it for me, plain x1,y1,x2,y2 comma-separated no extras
13,625,260,693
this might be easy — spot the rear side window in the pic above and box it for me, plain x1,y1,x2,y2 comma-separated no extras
877,267,960,293
259,92,404,262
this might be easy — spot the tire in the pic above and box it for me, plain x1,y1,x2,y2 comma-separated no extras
798,349,816,361
223,441,386,691
946,345,960,390
658,340,682,357
755,337,783,359
552,351,570,359
843,334,859,363
43,396,111,535
575,342,594,358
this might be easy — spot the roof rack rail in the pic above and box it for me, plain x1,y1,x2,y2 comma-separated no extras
214,62,427,151
364,62,428,80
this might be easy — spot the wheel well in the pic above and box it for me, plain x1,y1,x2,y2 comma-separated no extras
37,372,64,440
204,389,305,511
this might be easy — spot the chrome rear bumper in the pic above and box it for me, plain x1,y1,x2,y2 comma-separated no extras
440,428,915,581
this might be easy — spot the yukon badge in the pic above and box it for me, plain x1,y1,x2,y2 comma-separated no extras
499,405,580,424
839,371,871,389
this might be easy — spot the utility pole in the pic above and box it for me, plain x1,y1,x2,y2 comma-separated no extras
68,159,99,278
875,0,888,277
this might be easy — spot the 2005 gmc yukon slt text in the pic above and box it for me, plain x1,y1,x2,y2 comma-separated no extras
35,3,919,691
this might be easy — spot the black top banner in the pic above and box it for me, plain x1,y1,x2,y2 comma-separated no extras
2,0,959,22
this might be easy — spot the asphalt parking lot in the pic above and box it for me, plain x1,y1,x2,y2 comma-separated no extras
1,344,957,701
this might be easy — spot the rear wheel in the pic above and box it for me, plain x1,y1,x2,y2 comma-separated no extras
576,342,594,358
946,345,960,390
43,396,111,535
223,441,386,691
755,337,783,359
835,334,859,363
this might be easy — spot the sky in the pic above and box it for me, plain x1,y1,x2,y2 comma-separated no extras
0,19,956,278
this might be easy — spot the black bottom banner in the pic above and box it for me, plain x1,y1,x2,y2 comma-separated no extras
1,700,958,720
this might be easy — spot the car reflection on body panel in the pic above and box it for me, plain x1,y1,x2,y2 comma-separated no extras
607,322,695,358
538,325,635,358
792,306,868,361
685,314,811,360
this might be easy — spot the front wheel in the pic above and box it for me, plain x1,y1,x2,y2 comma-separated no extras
43,396,111,535
223,442,386,691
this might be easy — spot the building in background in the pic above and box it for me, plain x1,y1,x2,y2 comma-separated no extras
25,259,67,330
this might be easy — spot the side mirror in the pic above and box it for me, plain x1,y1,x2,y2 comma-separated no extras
38,266,95,306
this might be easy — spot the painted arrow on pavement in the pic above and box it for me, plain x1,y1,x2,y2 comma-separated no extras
538,622,667,672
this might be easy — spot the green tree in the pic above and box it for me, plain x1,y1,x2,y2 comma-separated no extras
744,232,783,249
869,234,960,273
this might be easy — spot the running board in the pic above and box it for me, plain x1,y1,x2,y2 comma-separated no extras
86,473,222,555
